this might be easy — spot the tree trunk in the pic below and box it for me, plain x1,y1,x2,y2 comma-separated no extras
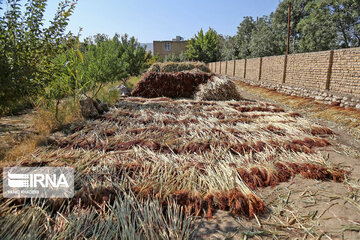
55,99,61,122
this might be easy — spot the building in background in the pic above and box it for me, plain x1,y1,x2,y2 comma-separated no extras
153,36,188,59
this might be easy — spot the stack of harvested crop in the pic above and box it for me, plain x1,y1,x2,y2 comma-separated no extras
147,61,210,73
147,63,161,72
131,72,213,98
194,76,242,101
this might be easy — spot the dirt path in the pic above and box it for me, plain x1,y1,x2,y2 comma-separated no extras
193,83,360,239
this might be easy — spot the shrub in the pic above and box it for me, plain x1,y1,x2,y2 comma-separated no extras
164,52,188,62
0,0,77,115
126,76,142,90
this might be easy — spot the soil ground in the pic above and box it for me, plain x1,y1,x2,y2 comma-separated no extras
0,110,36,161
1,84,360,239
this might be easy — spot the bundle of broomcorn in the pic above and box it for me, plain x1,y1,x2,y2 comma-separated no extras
0,97,348,239
195,76,243,101
131,72,213,98
147,61,210,73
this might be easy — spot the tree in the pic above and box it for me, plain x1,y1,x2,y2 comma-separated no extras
83,34,128,96
217,35,238,60
0,0,76,114
297,0,337,52
272,0,313,54
328,0,359,48
249,16,282,57
117,34,151,76
296,0,359,52
186,28,220,63
44,36,87,120
164,52,188,62
72,33,150,97
146,54,163,67
235,16,256,58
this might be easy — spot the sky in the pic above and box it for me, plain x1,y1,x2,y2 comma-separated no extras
39,0,280,43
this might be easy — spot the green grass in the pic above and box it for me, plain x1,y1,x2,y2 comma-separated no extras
126,75,142,90
96,76,142,105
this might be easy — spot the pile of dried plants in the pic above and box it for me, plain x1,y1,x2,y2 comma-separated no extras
0,97,347,239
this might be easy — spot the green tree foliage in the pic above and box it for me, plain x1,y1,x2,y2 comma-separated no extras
331,0,360,48
0,0,76,114
233,15,283,59
50,33,150,102
44,36,87,119
186,28,220,63
83,34,128,96
82,33,150,92
297,0,337,52
164,52,188,62
117,34,151,76
217,35,238,60
297,0,360,51
37,31,150,120
249,16,282,57
146,54,163,66
224,0,360,60
235,16,256,58
272,0,313,54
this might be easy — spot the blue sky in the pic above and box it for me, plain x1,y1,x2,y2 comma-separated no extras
42,0,281,43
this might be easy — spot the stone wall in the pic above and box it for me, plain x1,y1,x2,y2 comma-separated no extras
208,47,360,109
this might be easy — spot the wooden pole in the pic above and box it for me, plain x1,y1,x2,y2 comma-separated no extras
286,0,291,55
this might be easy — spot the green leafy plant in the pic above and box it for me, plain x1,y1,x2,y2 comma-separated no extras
40,35,89,121
186,28,220,63
0,0,77,115
146,54,163,67
164,52,188,62
82,33,150,95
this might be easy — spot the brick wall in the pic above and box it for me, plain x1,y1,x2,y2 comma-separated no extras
246,58,261,81
261,55,285,83
153,41,188,59
210,47,360,100
286,51,330,90
210,48,360,109
234,59,245,78
226,60,235,76
216,62,221,74
220,61,226,75
330,48,360,95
